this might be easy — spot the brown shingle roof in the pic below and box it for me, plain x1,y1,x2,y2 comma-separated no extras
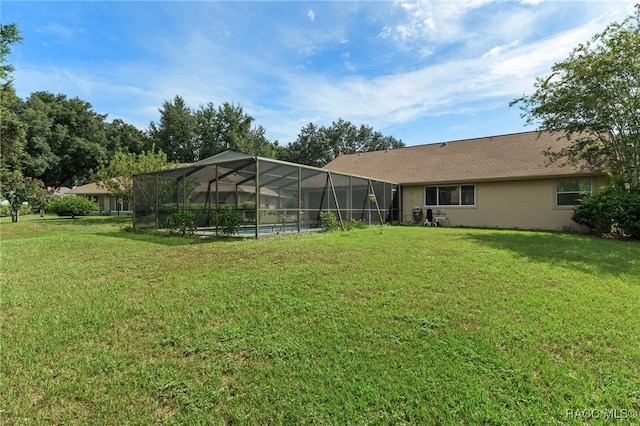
68,178,125,195
68,181,112,195
324,131,599,184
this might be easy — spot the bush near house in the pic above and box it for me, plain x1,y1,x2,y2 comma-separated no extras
48,195,99,218
573,186,640,239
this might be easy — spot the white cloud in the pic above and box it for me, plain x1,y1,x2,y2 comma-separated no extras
190,1,635,144
307,9,315,22
482,40,520,58
342,52,355,72
381,0,492,49
267,3,635,141
486,17,613,84
38,22,78,41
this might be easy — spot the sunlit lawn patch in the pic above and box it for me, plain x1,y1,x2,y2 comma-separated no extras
1,215,638,424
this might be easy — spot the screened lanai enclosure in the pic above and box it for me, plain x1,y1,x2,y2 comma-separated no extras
133,151,399,237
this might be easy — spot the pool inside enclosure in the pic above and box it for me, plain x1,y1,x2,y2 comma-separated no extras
133,151,400,237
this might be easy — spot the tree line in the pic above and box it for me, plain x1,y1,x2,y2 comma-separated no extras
2,88,404,190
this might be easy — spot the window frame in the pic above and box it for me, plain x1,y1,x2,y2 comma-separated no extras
424,184,476,207
555,177,592,207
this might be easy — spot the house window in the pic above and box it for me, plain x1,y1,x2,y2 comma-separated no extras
556,178,592,206
425,185,475,206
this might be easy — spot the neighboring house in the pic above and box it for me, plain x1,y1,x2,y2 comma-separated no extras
52,186,72,196
68,180,131,214
324,131,606,231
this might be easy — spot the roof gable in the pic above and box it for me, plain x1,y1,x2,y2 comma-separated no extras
324,131,599,184
68,178,123,195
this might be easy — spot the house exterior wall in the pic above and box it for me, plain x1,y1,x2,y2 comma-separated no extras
401,175,607,231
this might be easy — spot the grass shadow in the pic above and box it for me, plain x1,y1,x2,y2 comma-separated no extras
461,230,640,278
40,215,243,246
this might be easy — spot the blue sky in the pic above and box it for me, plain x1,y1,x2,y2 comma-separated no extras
4,0,636,146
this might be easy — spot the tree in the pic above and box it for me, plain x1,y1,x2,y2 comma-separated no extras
193,102,222,160
92,146,175,215
0,83,26,172
212,102,277,158
240,124,277,158
0,24,26,175
1,23,23,82
150,97,278,162
0,169,44,222
32,185,53,217
17,93,58,180
512,6,640,188
278,123,326,167
20,91,111,188
148,96,197,163
104,119,149,155
279,118,404,168
210,102,274,156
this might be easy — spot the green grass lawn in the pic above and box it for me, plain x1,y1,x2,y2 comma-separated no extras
1,215,639,425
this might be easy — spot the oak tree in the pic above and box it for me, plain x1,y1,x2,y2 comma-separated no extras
279,118,404,168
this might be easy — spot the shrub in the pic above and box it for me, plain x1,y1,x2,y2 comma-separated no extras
167,211,196,236
48,196,98,218
0,204,31,217
217,205,240,236
344,218,367,230
572,187,640,239
319,211,338,232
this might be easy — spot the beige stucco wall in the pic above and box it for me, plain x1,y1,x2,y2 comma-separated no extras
401,176,607,231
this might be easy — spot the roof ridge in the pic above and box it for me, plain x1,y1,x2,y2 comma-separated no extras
402,130,542,150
